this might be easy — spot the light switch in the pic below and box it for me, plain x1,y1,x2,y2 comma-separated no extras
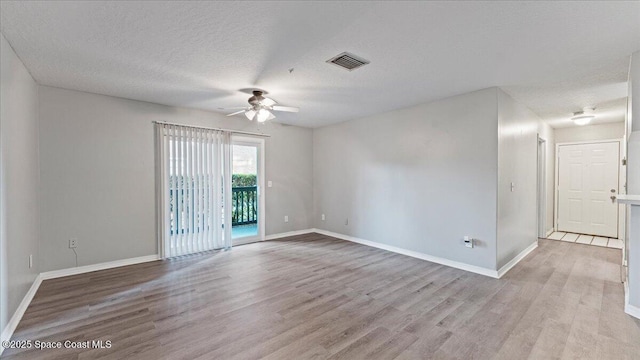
268,181,273,188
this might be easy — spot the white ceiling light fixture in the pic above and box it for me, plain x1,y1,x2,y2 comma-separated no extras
571,107,596,126
244,109,257,120
255,108,275,123
222,90,298,123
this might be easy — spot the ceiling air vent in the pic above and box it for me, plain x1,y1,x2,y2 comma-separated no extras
326,52,370,71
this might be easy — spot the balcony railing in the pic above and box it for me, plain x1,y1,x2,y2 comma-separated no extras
232,186,258,226
168,184,257,235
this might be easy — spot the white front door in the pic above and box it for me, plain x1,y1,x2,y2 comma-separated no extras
557,142,619,238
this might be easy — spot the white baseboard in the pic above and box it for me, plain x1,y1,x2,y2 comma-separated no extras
0,254,160,355
0,232,540,354
496,241,539,278
624,282,640,320
311,228,500,278
264,229,314,241
625,302,640,319
40,254,160,280
0,274,43,357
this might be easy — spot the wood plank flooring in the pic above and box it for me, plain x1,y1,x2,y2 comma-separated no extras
3,233,640,359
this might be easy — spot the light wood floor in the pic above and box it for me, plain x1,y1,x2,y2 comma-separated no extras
4,233,640,359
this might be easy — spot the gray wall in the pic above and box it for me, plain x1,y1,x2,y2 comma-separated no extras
496,89,539,269
38,86,313,272
554,122,625,144
313,88,499,270
0,34,40,335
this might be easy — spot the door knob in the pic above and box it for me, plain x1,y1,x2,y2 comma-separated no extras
611,195,617,203
611,189,616,193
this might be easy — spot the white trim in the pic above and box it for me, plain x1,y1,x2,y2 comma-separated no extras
40,254,160,280
312,229,500,278
555,138,624,146
546,228,554,238
625,301,640,320
496,241,539,278
252,229,536,279
618,135,627,247
0,274,42,356
625,282,640,320
537,136,547,238
0,232,545,356
617,194,640,206
0,254,160,355
264,229,314,241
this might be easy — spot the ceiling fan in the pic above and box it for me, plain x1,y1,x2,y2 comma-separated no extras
222,90,299,122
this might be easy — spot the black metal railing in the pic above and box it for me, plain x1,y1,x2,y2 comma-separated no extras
168,183,257,234
232,186,258,226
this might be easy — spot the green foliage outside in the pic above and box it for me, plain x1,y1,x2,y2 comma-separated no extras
232,174,257,225
232,174,257,187
168,174,257,187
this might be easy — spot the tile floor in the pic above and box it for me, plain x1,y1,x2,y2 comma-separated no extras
231,223,258,239
546,231,623,249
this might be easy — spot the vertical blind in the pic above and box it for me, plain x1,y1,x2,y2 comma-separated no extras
155,123,232,258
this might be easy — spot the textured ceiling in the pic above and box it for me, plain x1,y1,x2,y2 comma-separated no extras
1,1,639,128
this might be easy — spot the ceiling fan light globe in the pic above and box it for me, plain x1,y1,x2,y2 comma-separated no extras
245,109,256,120
256,109,273,123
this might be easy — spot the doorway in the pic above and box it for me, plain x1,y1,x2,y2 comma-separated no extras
556,140,620,238
231,136,265,245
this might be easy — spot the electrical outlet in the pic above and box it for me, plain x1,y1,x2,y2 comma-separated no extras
69,238,78,249
464,236,474,248
510,182,515,192
322,214,325,221
29,254,33,268
284,215,289,223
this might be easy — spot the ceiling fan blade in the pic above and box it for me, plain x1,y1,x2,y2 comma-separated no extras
272,105,299,113
219,107,248,110
226,110,246,117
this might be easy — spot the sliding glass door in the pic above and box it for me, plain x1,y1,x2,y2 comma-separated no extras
155,123,232,258
231,136,265,245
